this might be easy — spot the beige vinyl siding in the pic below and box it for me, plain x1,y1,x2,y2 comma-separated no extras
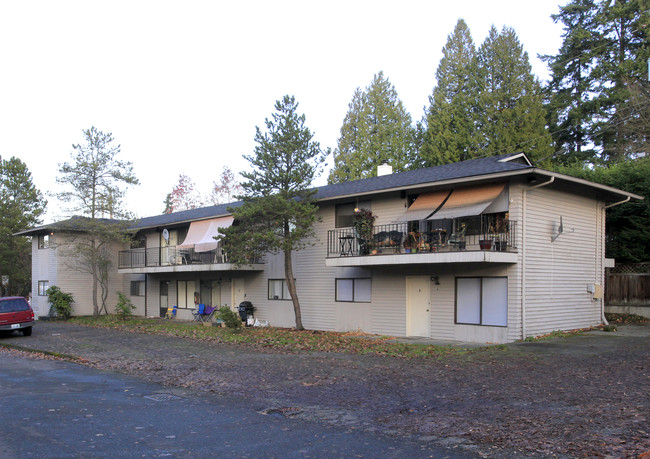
55,235,125,316
291,204,337,330
507,183,525,342
371,193,409,225
125,274,146,316
523,187,602,336
31,237,57,317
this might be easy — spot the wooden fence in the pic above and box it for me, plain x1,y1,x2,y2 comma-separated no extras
605,263,650,317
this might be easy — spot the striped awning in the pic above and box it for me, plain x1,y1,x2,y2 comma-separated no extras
428,183,507,220
394,189,451,222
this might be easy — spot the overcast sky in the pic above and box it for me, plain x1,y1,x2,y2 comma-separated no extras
0,0,565,223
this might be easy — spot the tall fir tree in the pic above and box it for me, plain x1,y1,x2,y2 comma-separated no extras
221,95,326,330
542,0,600,165
328,72,416,183
421,19,480,167
593,0,649,161
475,26,554,165
544,0,649,164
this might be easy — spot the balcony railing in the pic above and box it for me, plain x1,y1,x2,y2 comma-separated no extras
327,220,517,258
119,244,239,269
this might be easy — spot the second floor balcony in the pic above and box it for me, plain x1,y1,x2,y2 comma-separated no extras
118,243,263,273
326,219,518,267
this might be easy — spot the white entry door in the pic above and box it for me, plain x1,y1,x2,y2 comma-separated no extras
407,277,431,337
231,278,245,311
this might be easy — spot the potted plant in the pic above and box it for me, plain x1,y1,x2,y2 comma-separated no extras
403,232,418,253
353,208,376,255
480,224,494,250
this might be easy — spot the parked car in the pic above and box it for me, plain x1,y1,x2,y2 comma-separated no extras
0,296,35,336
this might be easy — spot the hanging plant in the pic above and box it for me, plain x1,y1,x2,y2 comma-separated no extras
353,208,376,242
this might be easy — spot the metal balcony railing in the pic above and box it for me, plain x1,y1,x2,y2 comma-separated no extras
327,220,517,258
119,244,230,269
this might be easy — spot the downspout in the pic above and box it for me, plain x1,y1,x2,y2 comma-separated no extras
521,176,555,340
598,195,630,326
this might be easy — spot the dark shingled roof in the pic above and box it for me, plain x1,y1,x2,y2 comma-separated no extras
314,152,531,199
17,153,533,234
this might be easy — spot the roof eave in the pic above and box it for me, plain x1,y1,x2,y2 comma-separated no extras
316,169,535,202
529,168,644,201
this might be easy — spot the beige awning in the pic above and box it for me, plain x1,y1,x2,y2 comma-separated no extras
428,183,507,220
177,216,234,252
394,190,451,222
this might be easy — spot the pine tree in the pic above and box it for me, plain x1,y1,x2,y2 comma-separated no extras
421,19,480,167
475,26,554,165
221,95,326,330
57,127,139,316
328,72,416,183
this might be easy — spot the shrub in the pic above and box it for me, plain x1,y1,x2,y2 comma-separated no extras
218,306,242,329
115,292,136,320
45,286,74,320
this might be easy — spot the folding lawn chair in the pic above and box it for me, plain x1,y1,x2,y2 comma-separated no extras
201,305,218,323
192,304,206,322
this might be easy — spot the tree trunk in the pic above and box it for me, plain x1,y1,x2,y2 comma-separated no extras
284,248,304,330
91,238,99,316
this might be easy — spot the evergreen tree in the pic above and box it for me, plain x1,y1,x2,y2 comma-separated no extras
542,0,600,165
544,0,649,163
328,72,416,183
593,0,649,160
221,95,326,330
0,156,47,296
421,19,480,167
475,26,554,166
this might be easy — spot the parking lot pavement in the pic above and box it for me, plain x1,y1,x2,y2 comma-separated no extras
0,351,466,458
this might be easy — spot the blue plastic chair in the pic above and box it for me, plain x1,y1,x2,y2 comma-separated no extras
192,304,206,322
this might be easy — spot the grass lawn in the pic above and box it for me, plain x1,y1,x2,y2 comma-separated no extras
68,315,471,358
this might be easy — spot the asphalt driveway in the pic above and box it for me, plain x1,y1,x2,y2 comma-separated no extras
1,321,648,457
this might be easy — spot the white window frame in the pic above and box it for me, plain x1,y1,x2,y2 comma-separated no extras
177,280,196,309
268,279,291,300
455,277,507,327
335,278,371,303
38,281,49,296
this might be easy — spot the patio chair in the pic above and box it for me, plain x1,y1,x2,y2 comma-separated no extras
200,305,218,323
192,303,206,322
164,305,177,319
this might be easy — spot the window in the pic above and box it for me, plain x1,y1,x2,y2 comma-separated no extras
177,280,197,308
456,277,507,326
336,278,371,302
268,279,291,300
130,281,145,296
38,281,49,296
38,234,50,249
335,201,371,228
